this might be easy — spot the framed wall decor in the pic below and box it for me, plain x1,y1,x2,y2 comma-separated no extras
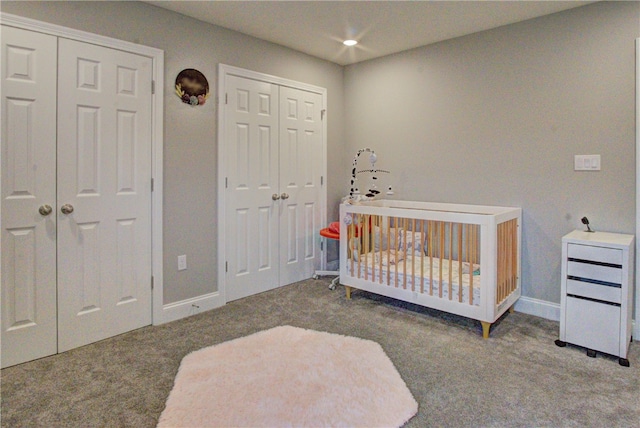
175,68,209,106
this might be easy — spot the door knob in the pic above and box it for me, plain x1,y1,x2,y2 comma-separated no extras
61,204,74,215
272,194,280,200
38,204,53,216
280,193,289,200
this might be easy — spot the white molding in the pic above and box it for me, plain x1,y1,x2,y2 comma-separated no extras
0,13,163,58
217,65,228,305
219,64,327,95
159,292,225,325
635,38,640,340
514,296,561,322
0,12,165,326
217,64,328,306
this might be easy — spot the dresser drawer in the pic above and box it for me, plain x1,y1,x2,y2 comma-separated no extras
566,279,621,303
565,295,620,356
567,260,622,284
567,243,622,265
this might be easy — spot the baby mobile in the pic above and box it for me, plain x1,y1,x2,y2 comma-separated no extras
344,147,393,259
348,147,392,200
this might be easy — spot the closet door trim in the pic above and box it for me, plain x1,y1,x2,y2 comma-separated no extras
217,64,328,302
0,12,165,325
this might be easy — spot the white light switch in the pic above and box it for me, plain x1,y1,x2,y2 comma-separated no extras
178,254,187,271
574,155,600,171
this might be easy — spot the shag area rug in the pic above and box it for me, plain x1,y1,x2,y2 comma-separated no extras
157,325,418,427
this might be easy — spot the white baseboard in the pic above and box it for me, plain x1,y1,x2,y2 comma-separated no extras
155,291,225,325
154,290,638,339
514,296,561,322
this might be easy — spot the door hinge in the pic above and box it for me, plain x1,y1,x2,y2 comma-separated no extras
225,93,228,104
152,80,155,94
321,176,324,186
321,241,324,251
151,178,154,192
225,177,228,189
151,276,154,290
225,261,228,273
321,109,326,120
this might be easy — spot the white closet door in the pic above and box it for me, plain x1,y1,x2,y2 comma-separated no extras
56,39,153,351
1,26,58,368
225,75,280,302
223,72,325,301
278,86,323,285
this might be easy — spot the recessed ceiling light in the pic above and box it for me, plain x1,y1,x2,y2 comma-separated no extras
343,39,358,47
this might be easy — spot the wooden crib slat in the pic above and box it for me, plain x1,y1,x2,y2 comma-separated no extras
439,221,444,298
428,220,434,296
403,217,408,290
513,219,518,293
364,214,369,281
349,219,355,279
505,223,509,301
387,217,393,285
448,222,453,300
500,220,507,301
420,219,425,294
497,223,502,303
411,218,416,291
468,224,474,306
458,222,463,303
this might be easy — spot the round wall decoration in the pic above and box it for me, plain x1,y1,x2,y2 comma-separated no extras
175,69,210,106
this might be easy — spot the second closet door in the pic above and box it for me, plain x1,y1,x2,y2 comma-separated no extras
224,75,324,302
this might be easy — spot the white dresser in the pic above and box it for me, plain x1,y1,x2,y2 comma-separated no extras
556,230,634,366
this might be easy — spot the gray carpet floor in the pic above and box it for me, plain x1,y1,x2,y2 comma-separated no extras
1,278,639,427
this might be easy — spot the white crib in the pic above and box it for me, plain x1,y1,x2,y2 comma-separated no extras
339,200,522,338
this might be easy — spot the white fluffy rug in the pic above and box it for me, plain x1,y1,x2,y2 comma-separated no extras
157,326,418,427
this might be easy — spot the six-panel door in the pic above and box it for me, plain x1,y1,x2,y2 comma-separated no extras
1,27,153,367
224,74,324,302
56,38,153,352
1,25,58,368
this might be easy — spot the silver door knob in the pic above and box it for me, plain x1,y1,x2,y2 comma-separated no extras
272,194,280,200
280,193,289,200
39,204,53,216
61,204,74,215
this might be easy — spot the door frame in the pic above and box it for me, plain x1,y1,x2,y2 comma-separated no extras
0,13,165,325
635,38,639,339
217,64,327,302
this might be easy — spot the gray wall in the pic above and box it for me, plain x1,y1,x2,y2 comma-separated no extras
0,1,345,304
2,1,639,312
344,1,639,305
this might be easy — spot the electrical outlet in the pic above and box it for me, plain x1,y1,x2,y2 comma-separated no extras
178,255,187,271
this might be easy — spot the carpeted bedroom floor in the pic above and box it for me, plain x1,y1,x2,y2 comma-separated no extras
1,278,639,427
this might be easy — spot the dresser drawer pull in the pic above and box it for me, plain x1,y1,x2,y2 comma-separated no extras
567,293,621,307
567,275,620,288
568,257,621,269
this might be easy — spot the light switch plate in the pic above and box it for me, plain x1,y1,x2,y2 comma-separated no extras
574,154,600,171
178,254,187,271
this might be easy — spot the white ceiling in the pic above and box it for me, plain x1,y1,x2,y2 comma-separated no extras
144,1,594,66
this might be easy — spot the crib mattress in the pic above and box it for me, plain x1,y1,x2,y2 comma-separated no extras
346,253,482,306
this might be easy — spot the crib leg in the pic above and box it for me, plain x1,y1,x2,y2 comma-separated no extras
481,321,491,339
509,305,515,314
345,286,352,300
